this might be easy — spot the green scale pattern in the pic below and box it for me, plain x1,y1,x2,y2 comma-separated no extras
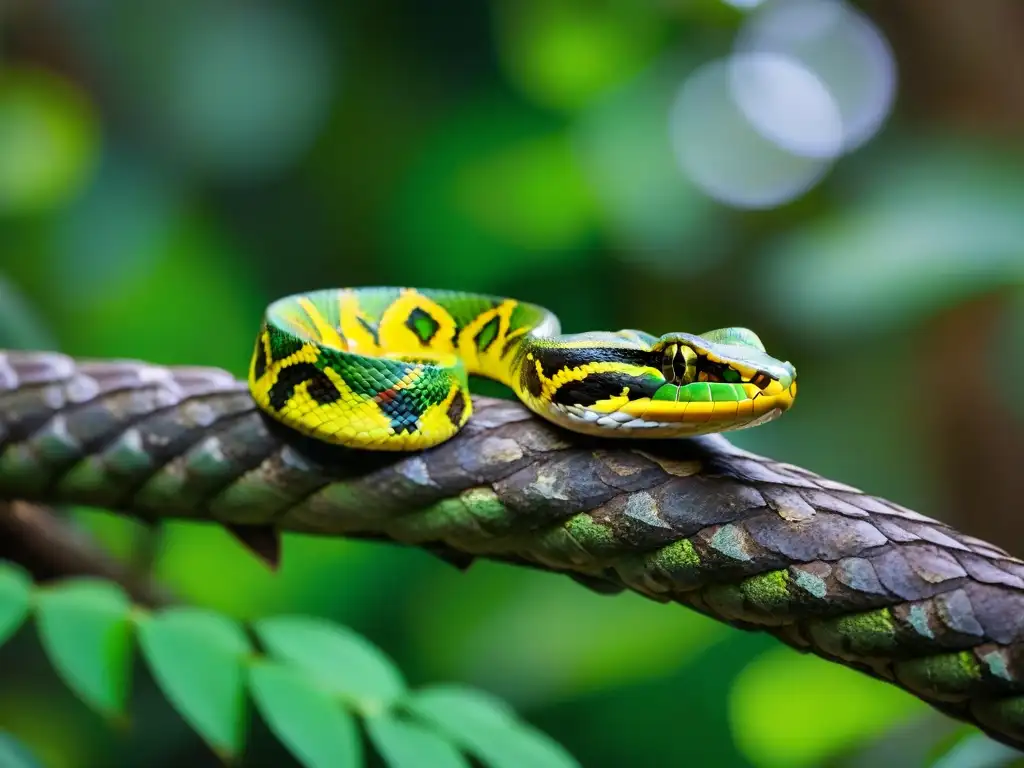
261,312,466,431
652,381,750,402
2,350,1024,751
260,288,554,421
270,287,554,344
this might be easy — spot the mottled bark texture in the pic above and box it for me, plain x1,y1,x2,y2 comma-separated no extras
2,350,1024,751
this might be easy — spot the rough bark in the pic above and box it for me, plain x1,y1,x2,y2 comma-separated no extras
2,349,1024,751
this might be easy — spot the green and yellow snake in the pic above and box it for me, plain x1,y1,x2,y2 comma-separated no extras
248,287,798,451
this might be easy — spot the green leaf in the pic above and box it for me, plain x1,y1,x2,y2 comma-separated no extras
34,579,133,717
254,616,404,712
248,661,361,768
407,685,517,728
0,731,44,768
407,685,579,768
366,713,469,768
0,562,31,647
137,607,249,759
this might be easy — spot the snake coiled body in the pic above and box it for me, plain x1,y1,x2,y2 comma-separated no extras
248,287,798,451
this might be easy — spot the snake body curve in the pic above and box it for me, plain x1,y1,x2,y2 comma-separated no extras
248,287,798,451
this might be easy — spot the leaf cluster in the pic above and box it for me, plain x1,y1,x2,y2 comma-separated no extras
0,561,578,768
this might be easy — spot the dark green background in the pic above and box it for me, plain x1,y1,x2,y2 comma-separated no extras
2,1,1023,766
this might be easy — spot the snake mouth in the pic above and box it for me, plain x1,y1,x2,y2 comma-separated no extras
547,379,797,436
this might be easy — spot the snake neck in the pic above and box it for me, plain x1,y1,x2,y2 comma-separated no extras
503,330,663,427
462,302,560,389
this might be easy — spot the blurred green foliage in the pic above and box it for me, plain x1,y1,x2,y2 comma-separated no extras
2,0,1023,766
0,562,578,768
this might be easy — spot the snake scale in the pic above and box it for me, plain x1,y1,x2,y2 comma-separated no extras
248,287,799,450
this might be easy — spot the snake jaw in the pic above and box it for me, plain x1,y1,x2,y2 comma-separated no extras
544,381,796,437
546,403,678,433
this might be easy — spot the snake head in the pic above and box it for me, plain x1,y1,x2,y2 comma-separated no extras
651,328,796,393
536,326,797,439
632,327,797,433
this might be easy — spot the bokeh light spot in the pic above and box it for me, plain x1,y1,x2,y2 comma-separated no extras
0,69,98,215
735,0,896,151
493,0,665,111
670,56,836,209
728,52,843,159
576,53,730,273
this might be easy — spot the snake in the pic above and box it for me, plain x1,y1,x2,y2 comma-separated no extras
247,287,798,451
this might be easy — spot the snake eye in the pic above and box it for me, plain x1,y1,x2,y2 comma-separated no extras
661,344,676,381
661,343,697,385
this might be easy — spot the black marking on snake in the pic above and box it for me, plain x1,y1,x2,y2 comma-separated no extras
268,363,341,411
447,390,467,425
501,331,523,359
474,316,501,353
551,373,661,407
671,349,689,383
751,371,773,390
252,332,268,380
407,308,440,344
537,346,654,380
521,357,544,398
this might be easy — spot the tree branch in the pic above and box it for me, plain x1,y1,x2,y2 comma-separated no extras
0,501,171,605
2,349,1024,750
